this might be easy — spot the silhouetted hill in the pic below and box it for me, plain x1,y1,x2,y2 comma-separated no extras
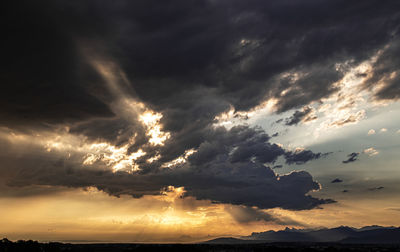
202,237,260,244
340,228,400,244
245,226,356,242
357,225,396,232
240,226,400,244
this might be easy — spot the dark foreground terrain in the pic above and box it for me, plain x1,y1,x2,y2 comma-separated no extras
1,239,400,252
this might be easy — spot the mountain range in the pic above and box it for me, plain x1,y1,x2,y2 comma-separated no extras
204,226,400,244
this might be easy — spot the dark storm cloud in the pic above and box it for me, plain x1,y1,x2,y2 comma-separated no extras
2,0,399,211
186,125,324,167
2,0,399,155
342,152,360,164
1,126,333,210
135,126,331,210
2,1,115,130
283,106,317,126
3,0,400,132
7,160,334,210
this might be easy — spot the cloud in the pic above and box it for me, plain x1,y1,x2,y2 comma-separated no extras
328,110,366,128
283,106,317,126
1,126,333,211
368,129,376,135
284,149,330,165
2,0,400,132
225,205,302,226
368,186,384,191
1,0,397,163
363,37,400,101
2,0,399,213
331,178,343,183
363,147,379,156
342,152,360,164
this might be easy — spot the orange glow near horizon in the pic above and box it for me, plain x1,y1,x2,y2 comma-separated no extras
0,186,400,243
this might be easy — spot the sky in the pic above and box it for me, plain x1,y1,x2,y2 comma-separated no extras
1,0,400,243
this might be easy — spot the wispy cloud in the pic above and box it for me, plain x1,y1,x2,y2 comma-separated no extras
342,152,360,164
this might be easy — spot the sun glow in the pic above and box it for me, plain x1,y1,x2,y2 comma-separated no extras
44,135,148,173
161,149,197,168
140,111,171,146
1,128,146,173
213,98,278,129
83,144,146,172
140,111,162,126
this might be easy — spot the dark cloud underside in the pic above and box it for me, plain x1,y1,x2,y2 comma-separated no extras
1,125,332,210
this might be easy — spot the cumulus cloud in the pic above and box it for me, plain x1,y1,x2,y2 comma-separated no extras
342,152,360,164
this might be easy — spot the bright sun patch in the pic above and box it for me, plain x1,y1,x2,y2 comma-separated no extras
140,111,171,146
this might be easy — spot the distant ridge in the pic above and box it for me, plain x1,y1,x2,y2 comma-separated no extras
203,226,400,244
202,237,264,244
